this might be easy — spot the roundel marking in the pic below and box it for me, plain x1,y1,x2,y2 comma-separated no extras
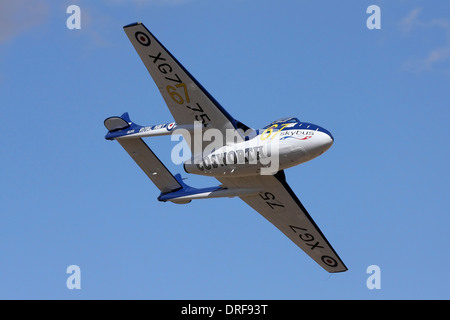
321,255,338,267
135,31,151,46
167,122,175,131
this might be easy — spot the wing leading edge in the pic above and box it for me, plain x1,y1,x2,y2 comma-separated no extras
123,22,247,151
217,171,347,273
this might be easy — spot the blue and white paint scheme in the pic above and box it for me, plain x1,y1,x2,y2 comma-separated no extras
104,22,347,273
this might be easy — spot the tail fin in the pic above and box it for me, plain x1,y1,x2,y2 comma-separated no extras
104,112,145,140
104,112,132,132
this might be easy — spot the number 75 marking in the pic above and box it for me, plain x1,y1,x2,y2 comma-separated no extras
259,192,285,209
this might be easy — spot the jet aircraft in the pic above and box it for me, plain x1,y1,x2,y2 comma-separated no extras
104,22,347,273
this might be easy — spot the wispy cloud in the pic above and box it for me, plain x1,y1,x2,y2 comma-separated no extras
399,8,450,74
0,0,49,44
398,8,421,32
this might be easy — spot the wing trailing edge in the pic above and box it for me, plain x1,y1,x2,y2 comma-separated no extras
217,171,348,273
122,22,251,150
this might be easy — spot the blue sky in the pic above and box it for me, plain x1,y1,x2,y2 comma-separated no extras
1,0,449,299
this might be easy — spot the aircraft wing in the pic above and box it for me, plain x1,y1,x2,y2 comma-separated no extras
123,22,246,151
116,138,182,194
216,171,347,273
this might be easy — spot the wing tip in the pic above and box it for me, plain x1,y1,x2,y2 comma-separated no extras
123,22,142,29
329,267,348,273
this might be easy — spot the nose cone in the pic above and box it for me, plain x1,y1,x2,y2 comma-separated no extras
323,132,334,150
318,126,334,145
320,132,333,154
305,131,334,159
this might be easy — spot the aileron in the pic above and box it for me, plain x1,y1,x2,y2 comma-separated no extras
217,171,347,273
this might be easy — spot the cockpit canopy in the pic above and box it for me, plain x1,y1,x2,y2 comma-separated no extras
263,117,300,128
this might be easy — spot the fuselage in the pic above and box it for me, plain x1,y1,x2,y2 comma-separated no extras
184,117,334,177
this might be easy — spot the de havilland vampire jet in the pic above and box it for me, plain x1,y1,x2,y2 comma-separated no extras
104,22,347,273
